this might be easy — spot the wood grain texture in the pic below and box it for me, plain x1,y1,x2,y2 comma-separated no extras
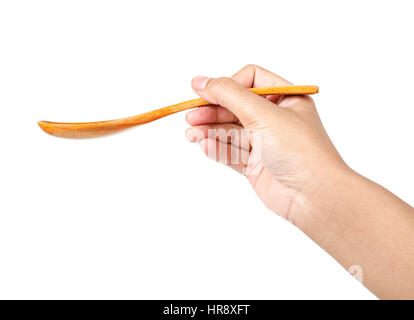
38,85,318,139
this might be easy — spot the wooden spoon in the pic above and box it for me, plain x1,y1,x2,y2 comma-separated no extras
38,85,318,139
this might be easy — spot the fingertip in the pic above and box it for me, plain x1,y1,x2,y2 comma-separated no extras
185,127,205,143
191,77,218,105
185,107,213,126
185,110,194,124
185,127,195,142
191,76,210,91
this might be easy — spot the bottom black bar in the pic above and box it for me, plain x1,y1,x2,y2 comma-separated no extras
0,299,400,318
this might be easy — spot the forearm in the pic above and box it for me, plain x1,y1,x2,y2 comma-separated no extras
297,169,414,299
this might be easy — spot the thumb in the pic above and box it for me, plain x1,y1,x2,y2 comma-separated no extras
191,76,275,128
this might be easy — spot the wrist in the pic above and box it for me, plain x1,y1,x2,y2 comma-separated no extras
289,165,361,246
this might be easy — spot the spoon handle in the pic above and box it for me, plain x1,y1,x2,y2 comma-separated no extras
127,85,319,124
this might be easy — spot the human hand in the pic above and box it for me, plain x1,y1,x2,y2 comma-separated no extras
186,65,414,299
185,65,349,226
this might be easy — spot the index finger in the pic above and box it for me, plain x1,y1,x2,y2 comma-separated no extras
231,64,292,88
232,64,313,106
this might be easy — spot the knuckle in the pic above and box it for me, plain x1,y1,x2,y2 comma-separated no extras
244,63,259,70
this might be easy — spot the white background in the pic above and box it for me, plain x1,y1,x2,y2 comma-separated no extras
0,0,413,299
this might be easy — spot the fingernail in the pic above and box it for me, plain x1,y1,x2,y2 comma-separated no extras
192,76,210,91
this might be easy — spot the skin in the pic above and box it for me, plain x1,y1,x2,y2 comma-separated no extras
185,65,414,299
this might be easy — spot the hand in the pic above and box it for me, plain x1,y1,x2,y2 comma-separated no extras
185,65,349,226
185,65,414,299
